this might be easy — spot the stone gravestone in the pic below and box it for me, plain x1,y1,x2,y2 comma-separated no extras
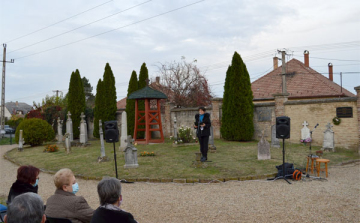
84,122,88,142
57,117,63,143
322,123,335,152
208,126,216,152
64,133,71,154
123,135,139,168
271,125,280,148
98,120,108,162
258,130,271,160
66,111,73,142
79,112,87,144
301,121,310,140
18,130,24,152
120,111,127,149
173,116,177,140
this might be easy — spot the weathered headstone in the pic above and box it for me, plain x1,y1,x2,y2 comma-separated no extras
301,121,310,140
57,117,63,143
66,111,73,141
64,133,71,154
208,126,216,152
173,116,177,140
18,130,24,152
271,125,280,148
79,112,87,144
123,135,139,168
322,123,335,152
99,120,105,157
258,130,271,160
120,111,127,149
84,122,88,141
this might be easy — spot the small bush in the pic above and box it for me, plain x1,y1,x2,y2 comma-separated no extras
44,144,59,153
15,118,55,146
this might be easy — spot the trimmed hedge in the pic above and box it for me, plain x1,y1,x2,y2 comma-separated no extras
15,118,55,147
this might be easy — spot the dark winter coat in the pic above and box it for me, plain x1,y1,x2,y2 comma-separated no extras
91,207,137,223
7,180,38,205
194,113,211,137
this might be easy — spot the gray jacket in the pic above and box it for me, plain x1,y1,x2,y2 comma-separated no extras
45,189,94,223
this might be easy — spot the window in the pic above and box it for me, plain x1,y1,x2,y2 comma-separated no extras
336,107,353,118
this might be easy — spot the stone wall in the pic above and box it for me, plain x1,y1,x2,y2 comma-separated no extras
284,97,358,149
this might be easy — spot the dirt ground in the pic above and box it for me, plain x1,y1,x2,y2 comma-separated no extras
1,145,359,223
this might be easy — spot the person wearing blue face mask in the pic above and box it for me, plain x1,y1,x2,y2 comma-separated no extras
45,168,94,223
7,165,40,205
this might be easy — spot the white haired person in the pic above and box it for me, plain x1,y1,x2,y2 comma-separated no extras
91,177,137,223
194,106,211,162
45,168,94,223
4,192,46,223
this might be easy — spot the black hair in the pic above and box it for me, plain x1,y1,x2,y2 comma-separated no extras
198,106,206,112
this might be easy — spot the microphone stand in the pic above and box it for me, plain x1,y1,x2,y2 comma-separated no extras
309,123,319,158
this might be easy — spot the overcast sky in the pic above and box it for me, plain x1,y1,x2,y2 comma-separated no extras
0,0,359,106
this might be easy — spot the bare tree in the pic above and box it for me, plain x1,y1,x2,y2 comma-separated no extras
155,58,212,107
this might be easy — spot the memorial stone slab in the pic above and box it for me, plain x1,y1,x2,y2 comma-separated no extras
301,121,310,140
66,111,73,142
123,135,139,168
173,116,177,140
322,123,335,152
64,133,71,154
256,107,272,122
258,131,271,160
18,130,24,152
120,111,127,149
57,117,63,143
79,112,86,144
99,120,105,157
271,125,280,148
208,126,216,152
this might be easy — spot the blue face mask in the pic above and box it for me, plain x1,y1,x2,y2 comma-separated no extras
32,178,39,187
72,183,79,194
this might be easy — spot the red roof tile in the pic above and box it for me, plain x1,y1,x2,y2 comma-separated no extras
251,59,355,99
117,97,127,109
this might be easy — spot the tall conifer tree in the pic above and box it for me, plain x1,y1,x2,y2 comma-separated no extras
137,63,148,138
68,69,86,139
221,52,254,141
93,79,104,138
126,71,138,137
102,63,117,122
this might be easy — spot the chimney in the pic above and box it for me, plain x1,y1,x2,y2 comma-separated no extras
304,50,309,67
273,57,278,70
328,63,333,81
15,101,18,107
156,76,160,84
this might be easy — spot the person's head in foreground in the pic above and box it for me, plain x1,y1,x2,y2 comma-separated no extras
91,177,137,223
4,192,46,223
17,165,40,187
98,177,122,207
54,168,79,194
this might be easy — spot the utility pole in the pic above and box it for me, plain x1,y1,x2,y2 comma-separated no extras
53,90,62,98
1,44,15,133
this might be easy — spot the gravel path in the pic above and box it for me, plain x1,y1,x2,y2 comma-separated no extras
1,145,359,223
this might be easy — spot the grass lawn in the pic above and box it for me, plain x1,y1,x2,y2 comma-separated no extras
5,139,359,180
0,137,15,145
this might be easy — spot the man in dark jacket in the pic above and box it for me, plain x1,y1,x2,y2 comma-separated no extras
194,106,211,162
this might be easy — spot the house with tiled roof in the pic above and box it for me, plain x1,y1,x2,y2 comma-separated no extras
251,57,355,101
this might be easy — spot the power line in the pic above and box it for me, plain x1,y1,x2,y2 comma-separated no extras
4,0,114,44
14,0,206,60
293,55,360,62
7,0,153,54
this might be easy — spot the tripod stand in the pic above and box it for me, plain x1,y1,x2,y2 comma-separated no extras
272,138,292,184
306,124,319,175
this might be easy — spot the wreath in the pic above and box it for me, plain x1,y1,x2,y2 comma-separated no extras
332,116,341,125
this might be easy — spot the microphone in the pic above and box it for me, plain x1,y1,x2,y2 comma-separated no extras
315,123,319,128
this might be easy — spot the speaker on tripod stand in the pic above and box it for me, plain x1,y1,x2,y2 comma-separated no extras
273,116,292,184
104,120,119,179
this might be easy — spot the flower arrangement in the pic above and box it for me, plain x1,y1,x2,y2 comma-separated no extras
140,151,155,156
43,144,59,153
172,126,197,144
333,116,341,125
300,137,312,145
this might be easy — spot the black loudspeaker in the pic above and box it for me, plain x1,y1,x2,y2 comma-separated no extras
104,120,119,143
276,116,290,139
